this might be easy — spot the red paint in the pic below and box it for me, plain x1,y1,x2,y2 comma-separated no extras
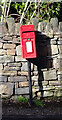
20,25,37,59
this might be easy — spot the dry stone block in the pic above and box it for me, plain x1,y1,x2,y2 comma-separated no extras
42,86,55,91
58,75,62,81
15,82,18,89
21,62,33,71
59,22,62,31
19,82,29,87
58,45,62,54
4,66,21,71
3,36,12,41
53,58,58,69
8,63,21,67
0,49,6,55
15,23,21,35
15,56,27,62
43,91,53,97
30,18,39,30
3,44,16,49
2,70,17,76
54,90,62,97
0,83,14,98
7,49,15,55
43,70,57,80
45,22,53,33
49,81,60,85
16,45,21,56
0,55,14,63
18,71,33,76
0,43,3,48
6,18,15,35
51,45,58,55
15,87,29,95
0,64,3,70
8,76,27,82
42,81,48,86
0,22,8,37
32,76,38,81
0,76,7,82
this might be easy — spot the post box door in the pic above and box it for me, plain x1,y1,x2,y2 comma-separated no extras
20,25,37,59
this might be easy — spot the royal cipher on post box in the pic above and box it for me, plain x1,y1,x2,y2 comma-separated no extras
20,25,37,59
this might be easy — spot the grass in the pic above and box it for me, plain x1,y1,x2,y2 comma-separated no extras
17,96,29,104
33,98,45,107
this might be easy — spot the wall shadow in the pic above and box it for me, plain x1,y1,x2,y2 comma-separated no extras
28,31,53,99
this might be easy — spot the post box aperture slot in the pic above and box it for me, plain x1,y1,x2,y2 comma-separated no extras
22,32,34,38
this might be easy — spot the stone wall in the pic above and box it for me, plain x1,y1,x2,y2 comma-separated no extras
0,17,62,99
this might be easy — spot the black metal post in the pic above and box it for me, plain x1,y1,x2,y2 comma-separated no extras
28,60,32,105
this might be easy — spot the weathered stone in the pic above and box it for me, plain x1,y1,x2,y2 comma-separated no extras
45,22,53,33
42,81,48,86
7,49,15,55
58,75,62,80
0,22,8,37
50,38,57,45
30,18,39,30
57,41,62,44
19,82,29,87
34,82,38,86
0,83,14,98
0,76,7,82
15,87,29,95
53,58,58,69
0,55,14,63
8,76,27,82
55,85,62,90
59,22,62,31
50,17,59,32
54,90,62,97
2,70,17,76
43,91,53,97
15,56,27,62
3,44,16,49
4,66,21,71
58,45,62,54
6,18,15,35
49,81,60,85
0,64,3,70
32,76,38,81
38,21,47,32
3,36,12,41
12,37,20,44
15,82,18,89
33,71,38,76
0,49,6,55
8,63,21,67
37,92,41,97
34,65,38,71
21,62,33,71
42,86,55,91
51,45,58,55
18,71,33,76
57,58,62,70
15,23,21,35
0,43,3,48
16,45,21,56
43,70,57,80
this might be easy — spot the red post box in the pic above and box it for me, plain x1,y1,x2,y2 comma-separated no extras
20,25,37,59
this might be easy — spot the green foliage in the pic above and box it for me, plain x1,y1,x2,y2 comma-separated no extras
33,98,45,107
17,96,28,104
10,2,62,23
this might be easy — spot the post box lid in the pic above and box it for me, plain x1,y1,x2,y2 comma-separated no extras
20,25,34,32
